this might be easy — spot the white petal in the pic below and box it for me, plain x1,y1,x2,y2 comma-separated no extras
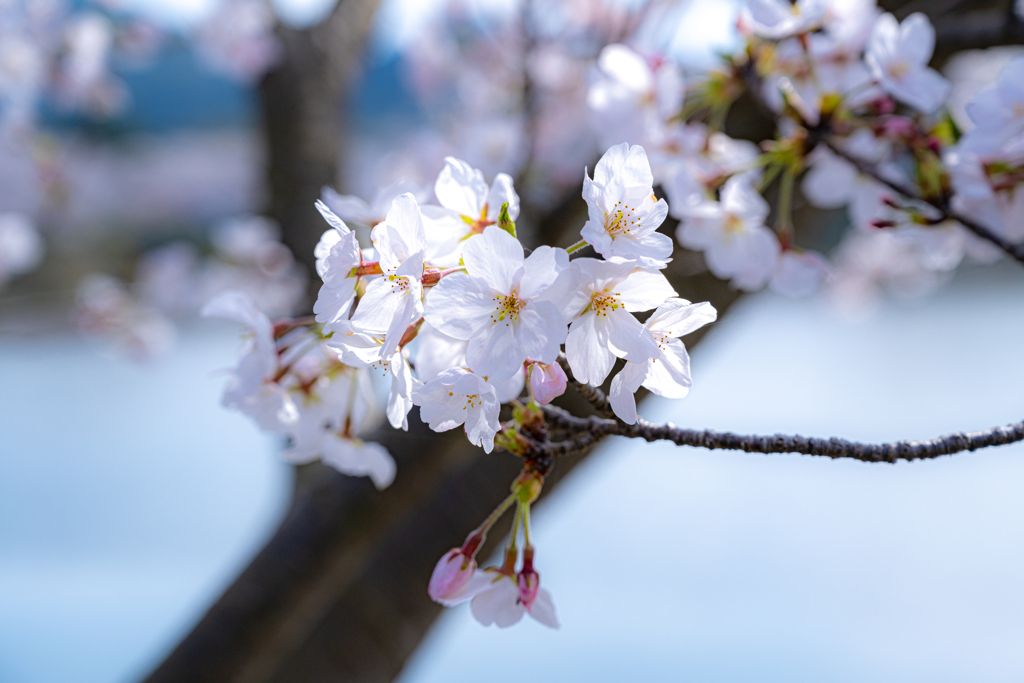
615,269,677,312
435,156,488,218
486,173,520,220
565,313,615,386
609,360,647,424
466,320,526,380
423,273,497,340
470,578,524,628
527,588,560,629
643,340,692,398
604,310,660,362
462,225,524,294
647,299,717,338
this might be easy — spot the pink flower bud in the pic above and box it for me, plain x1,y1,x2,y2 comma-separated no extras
882,116,916,140
529,362,567,404
428,548,477,602
517,567,540,609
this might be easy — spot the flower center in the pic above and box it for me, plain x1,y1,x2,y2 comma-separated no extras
463,393,480,410
887,62,909,80
589,291,622,317
491,293,526,324
723,213,745,235
605,200,639,237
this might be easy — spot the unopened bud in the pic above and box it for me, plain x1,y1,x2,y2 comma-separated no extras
517,567,540,609
497,202,516,237
428,548,477,603
870,219,896,229
529,362,567,404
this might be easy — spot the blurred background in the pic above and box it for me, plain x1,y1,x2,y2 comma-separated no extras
0,0,1022,681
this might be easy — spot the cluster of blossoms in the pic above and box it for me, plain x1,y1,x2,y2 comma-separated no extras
76,215,305,359
586,0,1024,309
211,144,717,627
205,0,1024,630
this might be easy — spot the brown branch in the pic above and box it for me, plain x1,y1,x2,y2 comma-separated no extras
539,405,1024,463
821,139,1024,265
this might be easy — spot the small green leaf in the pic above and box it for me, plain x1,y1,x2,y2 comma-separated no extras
497,202,517,237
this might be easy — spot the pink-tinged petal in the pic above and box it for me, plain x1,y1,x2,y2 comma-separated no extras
609,360,647,424
647,299,717,338
615,269,677,312
516,301,567,365
565,313,615,386
527,588,560,629
428,549,477,603
466,320,525,381
423,273,497,340
529,362,567,404
462,226,524,294
435,156,488,218
643,339,692,398
470,577,524,628
604,309,660,362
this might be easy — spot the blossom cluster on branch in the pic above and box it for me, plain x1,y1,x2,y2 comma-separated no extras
205,0,1024,629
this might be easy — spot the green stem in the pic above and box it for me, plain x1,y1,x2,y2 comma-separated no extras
566,239,589,254
522,502,532,548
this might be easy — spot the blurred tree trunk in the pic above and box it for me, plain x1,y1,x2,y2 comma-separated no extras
144,0,1001,681
260,0,383,281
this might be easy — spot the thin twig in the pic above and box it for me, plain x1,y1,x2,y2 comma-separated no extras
538,404,1024,463
822,139,1024,265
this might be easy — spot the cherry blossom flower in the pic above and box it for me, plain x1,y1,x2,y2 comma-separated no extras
801,129,893,229
608,298,717,424
344,193,427,359
588,44,684,150
676,176,781,291
321,180,430,228
581,143,673,268
965,56,1024,142
661,129,762,215
741,0,826,40
528,362,568,404
865,12,950,114
312,201,361,334
468,570,559,629
412,367,502,453
551,258,676,386
768,250,832,297
425,157,520,266
424,227,568,381
428,548,480,604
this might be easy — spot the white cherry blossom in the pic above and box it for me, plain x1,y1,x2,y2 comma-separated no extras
312,200,361,334
581,143,673,268
468,570,559,629
425,156,520,266
424,227,568,381
551,258,676,386
676,176,781,291
865,12,950,114
321,180,430,228
741,0,826,40
345,193,427,359
412,367,502,453
609,298,717,424
769,249,832,297
588,44,684,150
